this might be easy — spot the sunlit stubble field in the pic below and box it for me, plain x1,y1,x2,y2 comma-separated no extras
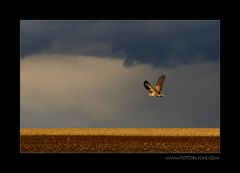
20,128,220,153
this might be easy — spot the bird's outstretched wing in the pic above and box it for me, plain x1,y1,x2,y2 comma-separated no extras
144,80,156,93
155,75,166,93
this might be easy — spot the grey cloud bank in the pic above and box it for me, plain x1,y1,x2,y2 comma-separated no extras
20,20,219,67
21,55,219,128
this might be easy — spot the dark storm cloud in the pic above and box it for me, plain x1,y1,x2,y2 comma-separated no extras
20,20,219,67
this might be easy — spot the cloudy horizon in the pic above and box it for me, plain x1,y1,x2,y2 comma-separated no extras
20,20,220,128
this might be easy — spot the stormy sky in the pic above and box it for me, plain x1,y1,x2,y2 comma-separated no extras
20,20,220,128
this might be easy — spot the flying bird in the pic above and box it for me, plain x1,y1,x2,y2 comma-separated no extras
144,75,167,97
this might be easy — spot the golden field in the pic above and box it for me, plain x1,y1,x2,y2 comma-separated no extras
20,128,220,153
20,128,219,136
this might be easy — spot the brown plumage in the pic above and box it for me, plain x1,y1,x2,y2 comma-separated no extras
144,75,167,97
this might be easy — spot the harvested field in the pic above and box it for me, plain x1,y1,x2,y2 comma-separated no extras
20,128,220,153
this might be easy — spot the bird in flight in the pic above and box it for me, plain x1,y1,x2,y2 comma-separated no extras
144,75,167,97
